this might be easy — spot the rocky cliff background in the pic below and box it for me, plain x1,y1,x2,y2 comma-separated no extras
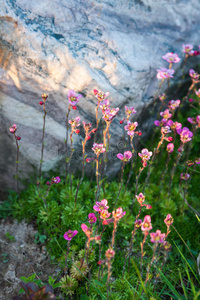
0,0,200,190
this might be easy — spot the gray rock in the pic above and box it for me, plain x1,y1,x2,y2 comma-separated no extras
0,0,200,189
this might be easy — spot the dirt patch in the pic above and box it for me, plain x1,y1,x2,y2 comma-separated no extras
0,219,63,300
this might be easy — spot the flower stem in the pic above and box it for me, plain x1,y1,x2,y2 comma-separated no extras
14,133,20,196
39,103,46,180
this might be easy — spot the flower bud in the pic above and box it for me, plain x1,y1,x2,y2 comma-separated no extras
16,136,21,140
72,106,77,110
46,181,50,185
75,129,80,134
138,131,142,136
167,137,173,142
188,98,194,103
86,135,91,140
39,101,44,105
119,119,124,124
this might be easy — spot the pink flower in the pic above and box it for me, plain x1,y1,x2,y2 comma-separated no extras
138,148,152,164
161,126,171,135
9,124,17,134
163,241,171,251
180,173,190,180
141,215,152,232
69,116,81,128
52,176,61,184
68,90,82,106
154,118,168,127
182,44,194,55
150,230,165,243
187,117,195,124
189,69,199,81
168,120,182,132
102,108,119,122
125,106,137,116
160,109,172,120
195,89,200,97
94,89,109,101
99,99,110,111
105,248,115,259
159,93,166,102
124,121,138,136
63,230,78,241
135,219,142,228
93,199,109,212
195,157,200,164
136,193,145,205
177,127,193,143
117,151,132,162
99,209,111,220
92,143,106,156
162,52,180,63
81,224,92,237
164,214,173,226
167,143,174,154
88,213,97,224
168,100,181,110
157,68,174,79
112,207,126,221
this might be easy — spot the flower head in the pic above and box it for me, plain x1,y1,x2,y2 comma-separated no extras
189,69,199,81
99,209,111,220
141,215,152,232
88,213,97,224
69,116,81,128
64,230,78,241
167,143,174,154
125,106,137,118
135,219,142,228
9,124,17,134
182,44,194,55
157,68,174,79
94,89,109,101
160,109,172,120
195,157,200,164
138,148,152,166
150,230,165,243
68,90,82,106
136,193,145,205
162,52,180,63
177,127,193,143
168,100,181,111
81,224,92,237
99,99,110,111
105,248,115,259
112,207,126,221
102,108,119,122
92,143,106,156
52,176,61,184
117,151,132,162
159,93,166,102
41,93,48,101
164,214,173,226
124,121,138,136
195,89,200,98
93,199,109,212
180,173,190,180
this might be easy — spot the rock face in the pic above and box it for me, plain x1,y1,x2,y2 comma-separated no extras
0,0,200,190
